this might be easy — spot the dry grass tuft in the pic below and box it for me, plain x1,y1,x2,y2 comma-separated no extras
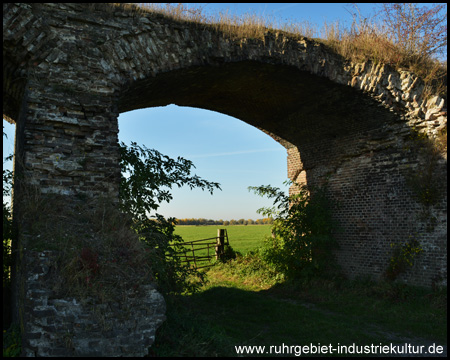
18,190,157,302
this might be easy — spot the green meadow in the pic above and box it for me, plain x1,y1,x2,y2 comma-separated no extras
174,224,272,255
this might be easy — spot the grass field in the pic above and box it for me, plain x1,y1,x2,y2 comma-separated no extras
174,225,272,255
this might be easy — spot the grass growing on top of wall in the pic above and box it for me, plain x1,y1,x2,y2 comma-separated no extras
112,3,446,97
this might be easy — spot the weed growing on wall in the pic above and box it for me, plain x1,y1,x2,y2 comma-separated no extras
385,235,424,281
408,127,446,228
16,194,152,300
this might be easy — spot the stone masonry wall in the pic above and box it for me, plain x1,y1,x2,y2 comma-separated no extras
293,126,446,287
2,3,447,355
22,250,166,357
285,75,446,288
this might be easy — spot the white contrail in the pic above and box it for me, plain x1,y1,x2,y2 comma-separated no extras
272,3,299,13
187,148,284,159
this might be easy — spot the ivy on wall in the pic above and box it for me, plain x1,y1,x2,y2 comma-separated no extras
386,126,446,281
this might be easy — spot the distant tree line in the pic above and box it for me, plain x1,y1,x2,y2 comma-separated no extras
176,218,274,226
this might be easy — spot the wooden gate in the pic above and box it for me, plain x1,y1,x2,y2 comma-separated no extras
172,229,229,269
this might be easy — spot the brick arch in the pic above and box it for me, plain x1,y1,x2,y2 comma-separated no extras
3,1,447,283
117,61,388,147
115,59,403,191
6,3,444,183
3,0,447,324
3,3,447,356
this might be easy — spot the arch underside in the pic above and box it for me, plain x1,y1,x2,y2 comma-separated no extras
119,61,397,150
3,56,26,124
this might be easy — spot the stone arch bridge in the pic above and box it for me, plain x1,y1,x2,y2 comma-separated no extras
3,3,447,356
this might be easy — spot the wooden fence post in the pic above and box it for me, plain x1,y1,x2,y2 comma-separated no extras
216,229,225,260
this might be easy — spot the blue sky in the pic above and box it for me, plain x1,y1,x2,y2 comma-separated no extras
4,3,442,220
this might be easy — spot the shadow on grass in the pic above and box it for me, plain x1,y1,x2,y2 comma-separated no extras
152,285,403,357
261,278,447,345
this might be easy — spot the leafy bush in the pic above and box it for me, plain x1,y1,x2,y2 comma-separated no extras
119,141,220,222
131,214,207,295
118,141,221,294
3,324,21,357
219,244,238,262
249,181,339,281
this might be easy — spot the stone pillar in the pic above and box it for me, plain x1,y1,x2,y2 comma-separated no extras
9,79,153,356
13,79,121,202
